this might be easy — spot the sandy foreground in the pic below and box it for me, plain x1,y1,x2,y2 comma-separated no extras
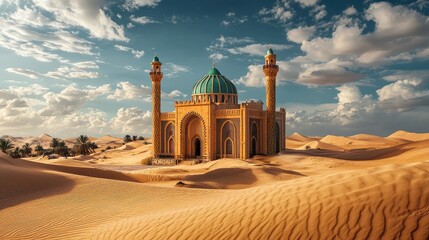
0,131,428,239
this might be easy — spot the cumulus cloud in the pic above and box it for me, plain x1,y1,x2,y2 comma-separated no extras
286,80,429,136
297,59,364,86
110,107,152,134
114,44,145,58
107,82,151,102
40,84,110,116
300,2,429,66
108,81,187,102
294,0,318,8
258,4,293,23
237,61,301,87
33,0,127,41
287,26,316,43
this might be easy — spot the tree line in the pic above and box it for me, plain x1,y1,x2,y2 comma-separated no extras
0,135,98,158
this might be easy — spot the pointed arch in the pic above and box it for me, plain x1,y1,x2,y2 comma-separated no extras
220,120,237,159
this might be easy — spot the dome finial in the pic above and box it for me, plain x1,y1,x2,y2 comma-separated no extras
212,59,216,68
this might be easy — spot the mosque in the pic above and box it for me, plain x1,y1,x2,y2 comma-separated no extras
149,48,285,161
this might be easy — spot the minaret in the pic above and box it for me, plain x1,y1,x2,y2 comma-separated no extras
263,48,279,155
150,55,163,158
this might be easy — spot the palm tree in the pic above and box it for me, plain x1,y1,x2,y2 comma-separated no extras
74,135,91,156
58,141,69,157
0,138,14,153
21,143,32,157
50,138,60,154
11,147,21,158
124,135,132,143
35,143,44,156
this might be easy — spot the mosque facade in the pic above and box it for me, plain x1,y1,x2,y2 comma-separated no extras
150,49,285,161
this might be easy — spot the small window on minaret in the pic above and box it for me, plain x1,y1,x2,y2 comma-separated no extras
270,59,273,63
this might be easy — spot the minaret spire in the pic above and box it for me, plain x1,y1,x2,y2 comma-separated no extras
150,55,163,159
263,48,279,155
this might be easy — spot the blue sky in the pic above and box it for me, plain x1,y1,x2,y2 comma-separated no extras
0,0,428,137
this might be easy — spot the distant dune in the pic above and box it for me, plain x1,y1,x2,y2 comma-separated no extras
0,131,428,239
388,130,429,142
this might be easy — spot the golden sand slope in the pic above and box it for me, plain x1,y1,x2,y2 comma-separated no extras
1,135,429,239
89,160,429,239
388,130,429,142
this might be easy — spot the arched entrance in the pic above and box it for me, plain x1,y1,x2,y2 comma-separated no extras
181,113,206,159
250,122,258,157
275,122,280,154
194,138,201,157
251,137,257,157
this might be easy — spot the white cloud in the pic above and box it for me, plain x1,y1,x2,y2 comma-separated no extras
33,0,128,41
114,44,145,58
123,0,161,10
237,61,301,87
294,0,318,7
258,4,293,23
110,107,152,134
164,63,191,77
130,15,158,25
287,26,316,43
108,81,187,102
300,2,429,66
7,61,99,80
297,59,364,86
40,84,110,116
209,53,228,61
228,44,290,56
344,6,357,16
162,90,187,99
107,82,151,102
6,68,40,79
221,12,248,26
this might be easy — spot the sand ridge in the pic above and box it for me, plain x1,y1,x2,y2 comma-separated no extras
1,131,429,239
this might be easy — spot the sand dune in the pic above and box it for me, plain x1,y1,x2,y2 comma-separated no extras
297,140,344,151
1,132,429,239
288,132,318,142
89,161,429,240
388,130,429,142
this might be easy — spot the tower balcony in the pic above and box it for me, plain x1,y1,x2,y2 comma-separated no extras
263,64,279,69
150,72,163,75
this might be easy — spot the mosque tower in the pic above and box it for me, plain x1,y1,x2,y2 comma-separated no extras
263,48,279,155
150,56,163,158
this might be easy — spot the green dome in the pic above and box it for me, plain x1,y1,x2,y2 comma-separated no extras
152,56,160,62
267,48,274,55
192,67,237,95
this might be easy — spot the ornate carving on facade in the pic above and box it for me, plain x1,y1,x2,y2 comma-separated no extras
149,50,285,163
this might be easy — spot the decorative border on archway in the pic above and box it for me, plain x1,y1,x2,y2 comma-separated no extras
164,121,175,154
219,120,237,159
179,111,207,159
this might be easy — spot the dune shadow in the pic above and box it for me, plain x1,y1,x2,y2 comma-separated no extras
284,144,410,161
183,167,258,189
0,161,75,210
13,158,141,183
261,167,306,177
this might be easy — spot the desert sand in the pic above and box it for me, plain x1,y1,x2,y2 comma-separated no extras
0,131,428,239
